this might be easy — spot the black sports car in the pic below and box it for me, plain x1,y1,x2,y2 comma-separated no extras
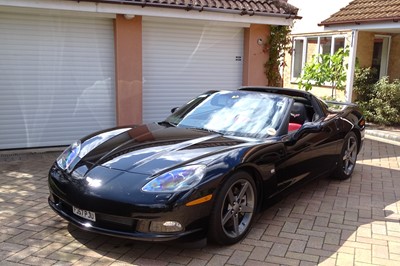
48,87,365,245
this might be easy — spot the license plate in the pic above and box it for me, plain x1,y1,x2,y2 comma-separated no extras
72,206,96,222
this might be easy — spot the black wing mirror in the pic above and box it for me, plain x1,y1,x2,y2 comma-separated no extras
292,122,323,141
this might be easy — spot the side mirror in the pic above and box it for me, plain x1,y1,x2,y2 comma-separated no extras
171,107,179,113
292,122,322,141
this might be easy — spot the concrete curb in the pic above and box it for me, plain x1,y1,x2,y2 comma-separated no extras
366,129,400,142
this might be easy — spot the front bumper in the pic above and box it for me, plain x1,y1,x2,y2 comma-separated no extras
48,163,213,242
48,195,203,241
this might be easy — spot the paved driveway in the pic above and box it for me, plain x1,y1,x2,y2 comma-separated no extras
1,135,399,266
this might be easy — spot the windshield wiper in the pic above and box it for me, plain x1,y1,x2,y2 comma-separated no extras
189,127,223,135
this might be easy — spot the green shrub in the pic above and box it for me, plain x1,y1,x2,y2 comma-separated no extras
354,68,400,125
353,67,376,102
298,47,349,98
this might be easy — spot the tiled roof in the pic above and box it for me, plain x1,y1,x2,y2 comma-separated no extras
320,0,400,26
81,0,299,18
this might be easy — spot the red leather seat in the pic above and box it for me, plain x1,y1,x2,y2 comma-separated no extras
288,122,302,132
288,102,309,132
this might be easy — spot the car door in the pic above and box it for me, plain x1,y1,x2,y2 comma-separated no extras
274,114,342,192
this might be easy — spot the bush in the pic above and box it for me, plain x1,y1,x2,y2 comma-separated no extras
353,67,376,102
354,68,400,125
298,47,349,98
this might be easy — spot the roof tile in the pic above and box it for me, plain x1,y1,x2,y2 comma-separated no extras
320,0,400,26
79,0,298,17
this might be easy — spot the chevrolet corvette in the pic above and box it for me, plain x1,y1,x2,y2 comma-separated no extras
48,87,365,245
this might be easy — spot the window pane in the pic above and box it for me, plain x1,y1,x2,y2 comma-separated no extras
320,36,332,55
292,39,304,78
334,37,345,53
306,37,318,64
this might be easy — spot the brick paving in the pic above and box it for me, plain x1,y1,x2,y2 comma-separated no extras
0,135,399,265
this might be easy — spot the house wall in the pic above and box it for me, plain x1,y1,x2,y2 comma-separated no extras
243,24,270,86
355,32,400,81
282,38,295,89
356,31,374,68
388,34,400,80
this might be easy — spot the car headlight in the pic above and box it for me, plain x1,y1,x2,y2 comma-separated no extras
142,165,206,193
57,140,81,171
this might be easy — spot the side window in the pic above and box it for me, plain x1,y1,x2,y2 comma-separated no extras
333,37,345,53
292,39,304,79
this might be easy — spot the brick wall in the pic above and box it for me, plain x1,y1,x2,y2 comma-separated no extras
388,34,400,81
356,31,374,68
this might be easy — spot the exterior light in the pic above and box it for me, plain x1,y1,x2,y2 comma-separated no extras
149,221,183,233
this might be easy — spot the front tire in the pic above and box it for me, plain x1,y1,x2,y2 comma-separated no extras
208,171,257,245
334,131,358,180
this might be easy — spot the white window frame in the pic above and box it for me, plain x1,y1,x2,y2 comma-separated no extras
291,35,346,82
291,37,306,80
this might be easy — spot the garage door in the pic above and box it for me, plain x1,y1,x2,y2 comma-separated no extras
0,12,116,149
143,18,244,122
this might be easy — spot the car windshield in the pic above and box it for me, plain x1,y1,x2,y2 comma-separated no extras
164,91,292,138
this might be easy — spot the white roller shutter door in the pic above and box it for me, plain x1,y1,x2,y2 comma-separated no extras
0,12,116,149
143,18,244,122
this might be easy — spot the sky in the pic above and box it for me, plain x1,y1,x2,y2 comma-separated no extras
288,0,352,34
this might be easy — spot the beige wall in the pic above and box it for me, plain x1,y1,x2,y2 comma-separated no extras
356,32,400,81
388,34,400,80
283,49,295,89
356,31,374,68
243,24,270,86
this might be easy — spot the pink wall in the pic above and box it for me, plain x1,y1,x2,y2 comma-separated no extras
114,15,143,126
243,24,270,86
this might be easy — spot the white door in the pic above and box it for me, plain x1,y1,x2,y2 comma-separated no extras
142,18,244,122
0,12,116,149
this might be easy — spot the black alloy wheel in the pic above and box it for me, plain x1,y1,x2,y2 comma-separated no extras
334,131,358,180
208,171,257,245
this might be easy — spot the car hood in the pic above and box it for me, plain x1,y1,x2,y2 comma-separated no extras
77,123,256,176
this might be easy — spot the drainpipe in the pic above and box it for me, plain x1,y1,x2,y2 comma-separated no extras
345,30,358,103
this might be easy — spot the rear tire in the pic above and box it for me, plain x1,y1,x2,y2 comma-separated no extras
208,171,257,245
333,131,358,180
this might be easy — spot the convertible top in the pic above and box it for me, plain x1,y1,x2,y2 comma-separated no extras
240,86,335,124
239,86,313,101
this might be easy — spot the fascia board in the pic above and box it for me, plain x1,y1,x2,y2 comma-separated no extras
323,21,400,32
